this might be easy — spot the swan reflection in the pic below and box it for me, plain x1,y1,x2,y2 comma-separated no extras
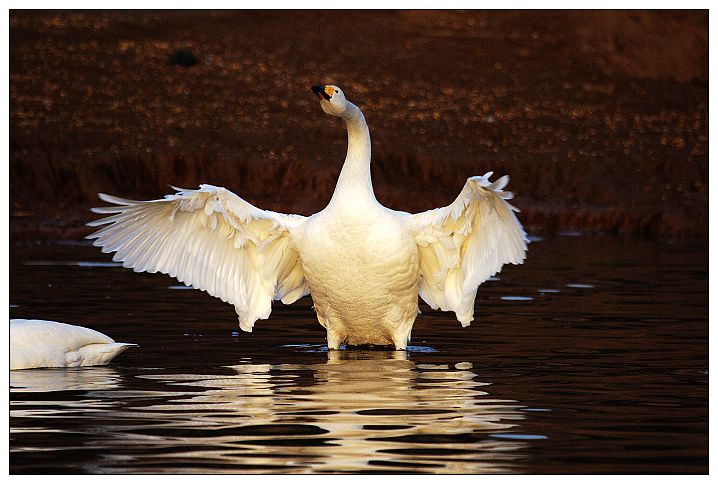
125,350,530,473
10,366,124,393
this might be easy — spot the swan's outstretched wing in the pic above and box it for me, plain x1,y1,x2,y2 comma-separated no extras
87,184,310,331
408,172,528,326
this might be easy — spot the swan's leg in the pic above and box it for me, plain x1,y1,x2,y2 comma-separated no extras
326,329,344,350
391,329,410,351
389,310,417,350
317,312,343,350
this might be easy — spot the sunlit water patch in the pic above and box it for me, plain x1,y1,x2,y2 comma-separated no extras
279,344,438,354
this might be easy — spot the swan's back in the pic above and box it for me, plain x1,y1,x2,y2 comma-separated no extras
10,319,135,370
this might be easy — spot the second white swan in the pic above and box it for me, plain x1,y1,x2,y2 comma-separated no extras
88,84,527,350
10,319,136,370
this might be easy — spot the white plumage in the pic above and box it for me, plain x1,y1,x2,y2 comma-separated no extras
88,84,527,350
10,319,136,370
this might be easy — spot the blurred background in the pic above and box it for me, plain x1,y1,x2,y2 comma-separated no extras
10,10,708,240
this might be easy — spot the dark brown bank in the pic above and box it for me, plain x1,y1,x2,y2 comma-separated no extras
10,10,707,240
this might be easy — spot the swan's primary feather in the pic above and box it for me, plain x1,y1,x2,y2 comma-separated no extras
87,184,310,331
409,173,528,326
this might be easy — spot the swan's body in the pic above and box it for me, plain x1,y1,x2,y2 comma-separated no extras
88,84,527,350
10,319,136,370
299,203,421,348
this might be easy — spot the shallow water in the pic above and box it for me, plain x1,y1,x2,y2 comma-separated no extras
9,235,708,474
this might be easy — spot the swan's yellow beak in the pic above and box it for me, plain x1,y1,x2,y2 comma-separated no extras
311,85,332,101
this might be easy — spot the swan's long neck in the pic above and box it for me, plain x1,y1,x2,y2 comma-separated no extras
329,102,376,207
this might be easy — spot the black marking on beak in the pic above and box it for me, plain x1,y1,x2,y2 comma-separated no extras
312,85,332,101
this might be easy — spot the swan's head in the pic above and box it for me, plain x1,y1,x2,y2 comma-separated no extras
311,84,349,117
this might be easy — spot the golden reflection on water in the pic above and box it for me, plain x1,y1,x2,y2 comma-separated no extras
10,350,531,473
122,350,529,473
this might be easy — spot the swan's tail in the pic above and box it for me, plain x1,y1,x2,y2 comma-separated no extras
74,342,138,367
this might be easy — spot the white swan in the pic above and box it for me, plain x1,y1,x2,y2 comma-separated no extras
10,319,136,370
87,84,527,350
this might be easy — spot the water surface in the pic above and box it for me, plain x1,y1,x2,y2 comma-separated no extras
9,235,708,473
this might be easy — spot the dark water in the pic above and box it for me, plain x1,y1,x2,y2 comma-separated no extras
9,235,708,474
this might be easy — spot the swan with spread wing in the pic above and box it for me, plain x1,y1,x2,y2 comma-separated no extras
88,85,527,350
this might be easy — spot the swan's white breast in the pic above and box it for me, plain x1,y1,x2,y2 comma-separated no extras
294,208,420,345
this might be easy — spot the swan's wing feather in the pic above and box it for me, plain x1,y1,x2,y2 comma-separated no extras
408,173,528,326
87,185,309,331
